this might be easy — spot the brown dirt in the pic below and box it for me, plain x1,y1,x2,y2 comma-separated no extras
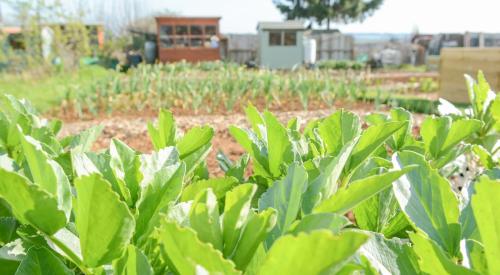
59,103,425,177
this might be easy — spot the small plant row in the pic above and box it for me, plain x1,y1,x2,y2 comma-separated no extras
0,72,499,274
64,63,432,118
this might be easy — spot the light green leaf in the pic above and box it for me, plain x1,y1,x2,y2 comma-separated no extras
317,109,361,156
302,139,357,214
15,246,73,275
65,125,103,153
177,126,214,159
20,134,71,218
258,230,369,275
258,164,308,247
113,245,153,275
472,145,496,169
75,174,135,267
155,220,239,275
189,188,223,251
441,119,483,153
245,104,265,138
410,232,478,275
0,169,66,235
134,163,184,244
354,188,411,238
347,121,406,172
231,208,276,271
421,116,482,160
421,116,451,159
462,239,488,274
223,184,256,257
147,109,176,151
109,139,142,205
360,233,420,275
314,167,414,215
181,177,238,202
288,213,350,235
263,111,293,177
181,142,211,177
471,176,500,275
392,151,460,256
390,108,412,150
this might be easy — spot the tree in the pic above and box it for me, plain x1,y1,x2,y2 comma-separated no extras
273,0,384,30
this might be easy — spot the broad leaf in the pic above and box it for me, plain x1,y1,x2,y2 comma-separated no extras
346,121,406,172
109,139,142,206
177,126,214,159
302,139,357,214
314,167,414,215
258,230,369,274
223,184,256,257
410,232,478,275
15,246,73,275
471,176,500,275
0,169,66,235
392,151,461,256
189,188,223,251
231,208,276,271
354,188,411,238
258,164,308,247
134,163,184,244
317,109,361,156
20,134,71,218
360,233,420,275
75,174,135,267
288,213,350,235
113,245,153,275
263,111,293,177
155,220,239,275
147,109,176,151
462,239,488,274
181,177,238,202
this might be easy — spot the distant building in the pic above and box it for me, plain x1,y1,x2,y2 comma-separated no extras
257,21,308,69
155,16,222,63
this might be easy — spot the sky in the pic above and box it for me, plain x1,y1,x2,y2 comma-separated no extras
150,0,500,34
2,0,500,34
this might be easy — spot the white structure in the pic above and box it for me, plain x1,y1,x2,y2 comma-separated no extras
257,21,308,69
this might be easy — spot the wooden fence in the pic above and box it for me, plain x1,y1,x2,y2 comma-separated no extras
311,33,354,61
439,48,500,103
222,32,354,64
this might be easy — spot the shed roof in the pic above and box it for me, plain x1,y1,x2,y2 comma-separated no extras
257,21,307,31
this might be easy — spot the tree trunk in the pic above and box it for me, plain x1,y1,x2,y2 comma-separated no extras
327,17,330,30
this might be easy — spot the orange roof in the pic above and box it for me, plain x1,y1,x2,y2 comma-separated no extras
2,26,22,34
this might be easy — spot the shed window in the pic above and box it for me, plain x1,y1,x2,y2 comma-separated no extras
190,38,203,47
205,25,217,35
174,37,189,47
175,25,188,35
284,32,297,46
160,37,173,48
160,25,173,36
190,25,203,35
269,32,282,46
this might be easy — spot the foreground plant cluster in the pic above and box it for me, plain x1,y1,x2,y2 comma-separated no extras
0,72,499,275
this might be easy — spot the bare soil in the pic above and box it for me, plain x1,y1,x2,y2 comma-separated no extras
60,103,425,176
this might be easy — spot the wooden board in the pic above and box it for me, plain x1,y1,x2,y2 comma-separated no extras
439,48,500,103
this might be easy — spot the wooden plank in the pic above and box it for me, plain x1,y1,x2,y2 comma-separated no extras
439,48,500,103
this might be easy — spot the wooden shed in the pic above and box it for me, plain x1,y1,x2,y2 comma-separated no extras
155,16,222,63
439,48,500,103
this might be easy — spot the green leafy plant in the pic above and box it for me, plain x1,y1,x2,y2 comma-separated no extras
0,71,498,275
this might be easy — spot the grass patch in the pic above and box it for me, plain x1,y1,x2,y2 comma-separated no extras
0,65,116,112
